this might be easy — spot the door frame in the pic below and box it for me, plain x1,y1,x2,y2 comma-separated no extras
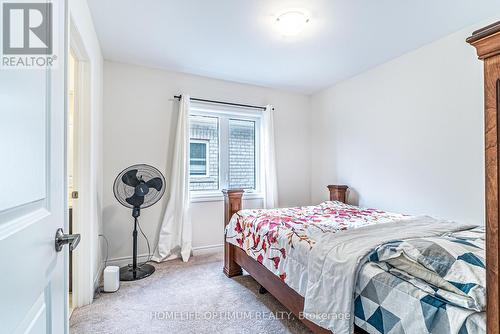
68,16,94,308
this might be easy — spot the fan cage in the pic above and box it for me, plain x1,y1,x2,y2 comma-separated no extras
113,164,166,209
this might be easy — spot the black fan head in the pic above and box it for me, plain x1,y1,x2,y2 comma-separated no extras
113,164,166,210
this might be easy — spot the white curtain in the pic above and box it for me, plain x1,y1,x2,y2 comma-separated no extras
262,105,279,208
153,95,192,262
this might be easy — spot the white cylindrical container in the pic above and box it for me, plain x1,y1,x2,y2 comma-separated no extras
103,266,120,292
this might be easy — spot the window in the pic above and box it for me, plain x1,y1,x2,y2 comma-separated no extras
190,140,209,177
189,103,261,197
229,119,256,189
189,115,219,191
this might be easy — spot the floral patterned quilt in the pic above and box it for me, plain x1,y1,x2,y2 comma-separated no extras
225,201,405,295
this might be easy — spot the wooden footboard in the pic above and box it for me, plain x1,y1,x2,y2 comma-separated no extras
222,185,350,334
222,189,244,277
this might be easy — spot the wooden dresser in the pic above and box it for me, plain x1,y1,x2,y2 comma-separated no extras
467,21,500,334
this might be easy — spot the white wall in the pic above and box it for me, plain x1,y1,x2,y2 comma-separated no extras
310,22,486,225
69,0,104,302
103,61,311,265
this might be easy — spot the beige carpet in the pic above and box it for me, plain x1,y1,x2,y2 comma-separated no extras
70,250,311,334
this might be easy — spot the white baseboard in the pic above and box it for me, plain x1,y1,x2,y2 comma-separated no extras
106,253,151,268
106,244,223,267
192,244,223,255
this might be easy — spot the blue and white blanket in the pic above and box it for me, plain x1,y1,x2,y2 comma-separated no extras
303,217,480,334
355,226,485,334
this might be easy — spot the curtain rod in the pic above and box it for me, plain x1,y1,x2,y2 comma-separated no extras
174,95,274,111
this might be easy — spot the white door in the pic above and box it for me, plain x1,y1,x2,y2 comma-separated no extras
0,1,68,333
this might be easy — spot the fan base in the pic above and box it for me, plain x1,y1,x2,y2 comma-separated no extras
119,264,155,281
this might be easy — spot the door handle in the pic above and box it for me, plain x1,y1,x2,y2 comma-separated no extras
55,228,81,252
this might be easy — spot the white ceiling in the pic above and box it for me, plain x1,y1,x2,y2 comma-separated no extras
87,0,500,94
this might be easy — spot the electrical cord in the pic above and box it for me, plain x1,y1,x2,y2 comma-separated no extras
100,221,154,271
98,234,109,268
136,219,152,267
96,234,110,296
95,228,152,295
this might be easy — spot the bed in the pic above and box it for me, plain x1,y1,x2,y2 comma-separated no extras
222,186,485,334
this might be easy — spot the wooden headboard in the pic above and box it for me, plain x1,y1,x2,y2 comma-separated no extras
327,185,349,203
223,185,349,230
222,184,349,237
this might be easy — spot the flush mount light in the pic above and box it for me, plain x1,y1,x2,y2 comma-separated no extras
275,11,310,37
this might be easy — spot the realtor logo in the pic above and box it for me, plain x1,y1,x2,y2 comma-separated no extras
1,0,58,68
2,2,52,54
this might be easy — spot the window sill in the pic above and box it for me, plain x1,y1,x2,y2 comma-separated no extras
190,191,264,203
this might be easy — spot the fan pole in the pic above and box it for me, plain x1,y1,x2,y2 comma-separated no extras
119,207,155,281
132,217,138,274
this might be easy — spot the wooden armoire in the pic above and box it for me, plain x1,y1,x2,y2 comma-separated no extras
468,21,500,334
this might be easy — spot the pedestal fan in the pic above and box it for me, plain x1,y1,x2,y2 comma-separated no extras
113,164,166,281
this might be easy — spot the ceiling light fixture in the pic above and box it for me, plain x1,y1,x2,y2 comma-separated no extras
275,11,310,37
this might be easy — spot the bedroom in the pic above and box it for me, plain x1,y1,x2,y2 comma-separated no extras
0,0,499,333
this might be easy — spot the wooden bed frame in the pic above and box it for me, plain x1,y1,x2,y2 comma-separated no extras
222,186,348,334
220,21,500,334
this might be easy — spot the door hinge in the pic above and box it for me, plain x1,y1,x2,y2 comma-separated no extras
71,191,79,199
